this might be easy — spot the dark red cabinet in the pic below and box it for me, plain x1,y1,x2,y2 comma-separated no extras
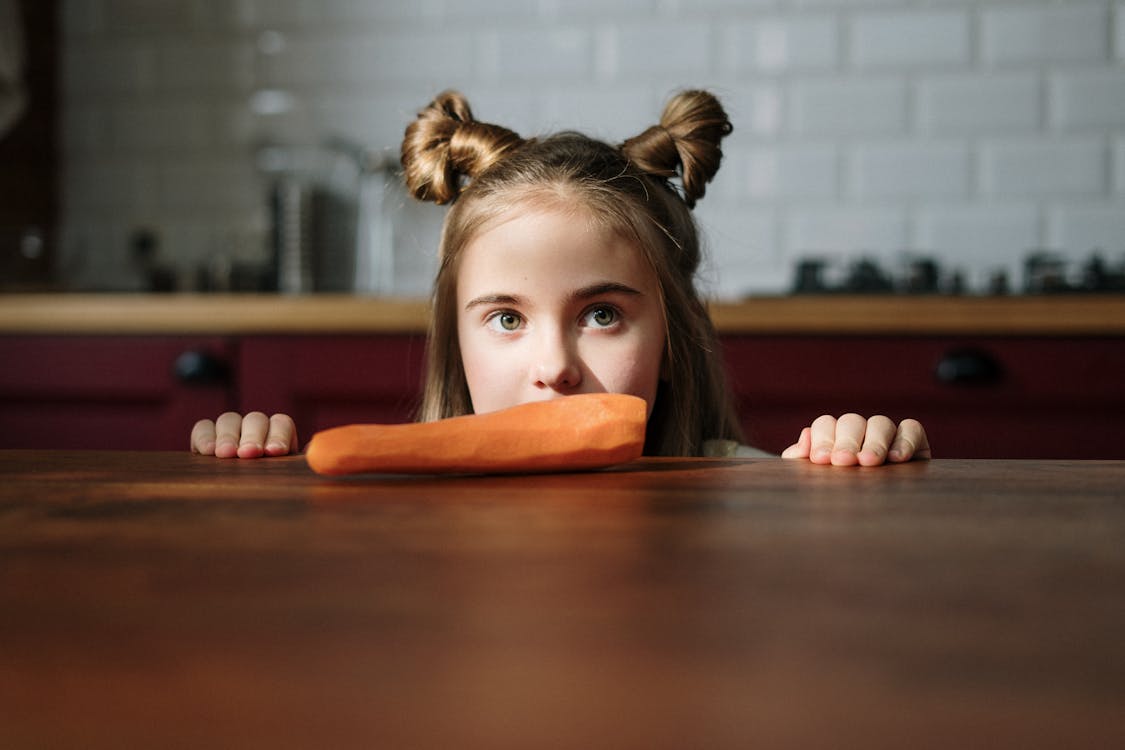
2,333,1122,458
723,336,1125,459
0,336,235,450
236,335,427,439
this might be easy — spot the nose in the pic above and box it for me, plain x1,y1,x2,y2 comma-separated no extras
532,330,582,391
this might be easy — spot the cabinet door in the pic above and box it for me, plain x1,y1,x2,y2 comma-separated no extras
723,336,1125,459
0,336,236,450
238,335,427,443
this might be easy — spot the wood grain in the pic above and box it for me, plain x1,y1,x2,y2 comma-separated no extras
3,293,1125,334
2,451,1124,748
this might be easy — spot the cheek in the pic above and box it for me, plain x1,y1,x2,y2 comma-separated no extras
458,330,515,412
593,338,665,412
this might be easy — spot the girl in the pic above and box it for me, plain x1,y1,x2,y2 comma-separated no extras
191,89,930,467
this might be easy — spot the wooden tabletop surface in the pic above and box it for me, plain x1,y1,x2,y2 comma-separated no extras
2,451,1125,748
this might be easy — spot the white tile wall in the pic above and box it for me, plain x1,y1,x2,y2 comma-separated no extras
1116,137,1125,193
1050,69,1125,129
849,140,971,200
980,138,1107,197
58,0,1125,296
850,10,970,69
981,4,1108,65
916,73,1040,134
789,77,908,136
1118,2,1125,61
722,15,838,73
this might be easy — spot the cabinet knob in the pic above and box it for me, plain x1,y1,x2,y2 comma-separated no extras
173,350,229,385
935,348,1003,386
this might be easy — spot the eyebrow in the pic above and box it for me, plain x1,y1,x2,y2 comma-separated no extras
463,282,643,312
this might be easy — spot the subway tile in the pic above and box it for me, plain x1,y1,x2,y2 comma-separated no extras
60,0,104,35
480,27,594,81
455,87,544,138
1115,137,1125,194
789,76,907,136
667,0,775,9
306,97,403,154
745,144,838,200
1048,203,1125,256
982,4,1109,66
607,21,711,78
723,14,838,72
540,85,656,140
160,160,264,212
63,42,158,96
916,72,1040,134
100,0,205,32
158,39,256,92
849,140,970,199
62,105,109,156
446,0,544,20
232,0,339,28
850,10,969,68
318,0,446,23
1118,2,1125,61
1050,68,1125,129
110,102,213,152
63,161,159,212
980,138,1106,197
541,0,656,19
257,30,478,88
784,207,908,257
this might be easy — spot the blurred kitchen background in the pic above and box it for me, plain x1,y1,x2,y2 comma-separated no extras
2,0,1125,298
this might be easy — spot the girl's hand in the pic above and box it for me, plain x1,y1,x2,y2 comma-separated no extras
190,412,298,458
781,414,931,466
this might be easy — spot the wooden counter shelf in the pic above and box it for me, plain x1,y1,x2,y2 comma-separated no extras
2,292,1124,334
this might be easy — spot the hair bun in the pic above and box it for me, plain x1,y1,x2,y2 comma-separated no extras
401,90,524,205
621,90,732,208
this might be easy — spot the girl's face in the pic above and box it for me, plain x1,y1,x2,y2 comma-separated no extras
456,204,666,417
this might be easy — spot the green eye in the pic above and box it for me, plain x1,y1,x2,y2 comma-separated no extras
586,307,618,327
489,312,521,332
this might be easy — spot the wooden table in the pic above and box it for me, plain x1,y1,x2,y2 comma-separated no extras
2,451,1124,748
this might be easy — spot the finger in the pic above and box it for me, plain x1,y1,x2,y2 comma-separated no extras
237,411,270,458
264,413,298,456
830,413,867,466
888,418,932,462
808,415,838,465
781,427,812,460
190,419,217,455
213,412,244,459
857,415,897,466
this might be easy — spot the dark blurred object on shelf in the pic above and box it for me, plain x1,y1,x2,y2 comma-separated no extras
1024,251,1070,294
790,250,1125,296
846,257,896,293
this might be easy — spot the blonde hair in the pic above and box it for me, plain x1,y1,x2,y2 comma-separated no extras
400,89,744,456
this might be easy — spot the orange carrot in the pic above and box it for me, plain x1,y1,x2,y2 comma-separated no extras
304,393,647,476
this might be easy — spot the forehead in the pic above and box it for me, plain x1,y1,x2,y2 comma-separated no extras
457,203,653,285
